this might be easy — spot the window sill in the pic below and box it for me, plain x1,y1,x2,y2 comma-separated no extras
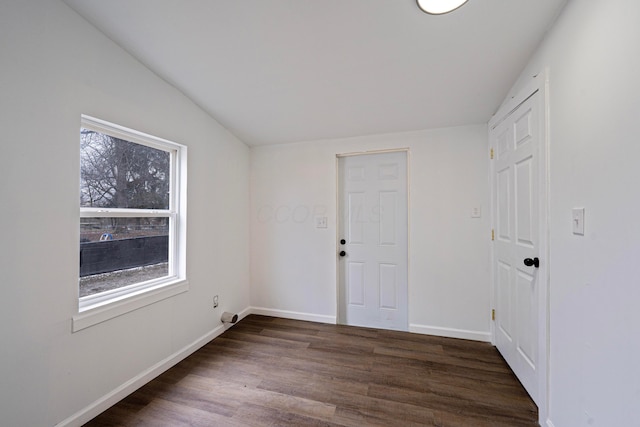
72,279,189,332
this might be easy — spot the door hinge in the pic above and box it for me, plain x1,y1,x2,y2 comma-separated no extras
490,148,494,159
491,229,495,241
492,309,495,321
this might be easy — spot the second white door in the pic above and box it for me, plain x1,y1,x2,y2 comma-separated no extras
338,151,408,331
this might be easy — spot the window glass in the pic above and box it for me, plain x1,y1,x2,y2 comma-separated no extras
80,128,170,210
79,217,169,297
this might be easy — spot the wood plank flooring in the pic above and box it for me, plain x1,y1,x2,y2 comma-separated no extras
84,315,538,426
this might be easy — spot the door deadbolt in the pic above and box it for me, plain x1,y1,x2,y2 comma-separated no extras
524,257,540,268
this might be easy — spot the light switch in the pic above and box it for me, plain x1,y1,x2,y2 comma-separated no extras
471,207,481,218
315,216,328,229
572,208,584,235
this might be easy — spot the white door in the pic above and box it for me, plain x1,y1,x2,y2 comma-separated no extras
338,151,408,331
491,91,541,403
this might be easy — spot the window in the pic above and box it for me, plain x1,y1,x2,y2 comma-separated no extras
74,115,187,331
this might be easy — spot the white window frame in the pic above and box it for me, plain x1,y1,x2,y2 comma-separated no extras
73,115,188,332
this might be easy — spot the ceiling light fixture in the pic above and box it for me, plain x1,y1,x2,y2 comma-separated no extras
416,0,469,15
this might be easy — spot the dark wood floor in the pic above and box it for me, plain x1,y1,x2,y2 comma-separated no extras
85,315,537,426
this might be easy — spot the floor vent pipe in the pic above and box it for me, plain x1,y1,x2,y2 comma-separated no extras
221,312,238,324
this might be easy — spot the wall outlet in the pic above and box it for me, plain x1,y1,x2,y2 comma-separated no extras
213,295,219,308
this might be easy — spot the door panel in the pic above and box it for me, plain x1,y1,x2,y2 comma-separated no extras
497,167,511,240
515,157,534,246
348,262,365,306
379,191,398,245
338,151,408,331
516,269,536,367
348,192,365,244
379,263,398,310
514,107,533,145
497,260,513,342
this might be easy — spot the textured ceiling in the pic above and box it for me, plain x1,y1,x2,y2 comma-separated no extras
64,0,567,146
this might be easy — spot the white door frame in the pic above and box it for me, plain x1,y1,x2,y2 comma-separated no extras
335,148,410,330
489,69,550,425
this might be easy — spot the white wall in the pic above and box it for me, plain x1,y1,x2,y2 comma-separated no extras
250,126,491,340
14,0,640,425
502,0,640,425
0,1,250,425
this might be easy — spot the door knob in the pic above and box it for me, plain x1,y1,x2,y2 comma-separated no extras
524,257,540,268
339,251,346,257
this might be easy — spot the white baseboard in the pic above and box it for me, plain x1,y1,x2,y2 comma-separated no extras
409,323,491,342
250,306,336,324
248,310,487,343
55,306,252,427
236,306,252,322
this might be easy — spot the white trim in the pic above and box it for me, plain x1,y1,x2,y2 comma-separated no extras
235,306,253,322
250,308,491,342
546,419,556,427
336,147,411,158
56,321,230,427
81,114,184,153
335,153,343,326
80,274,182,310
250,307,336,324
80,208,173,218
489,74,542,130
409,323,492,342
73,279,189,332
489,69,550,425
541,69,552,427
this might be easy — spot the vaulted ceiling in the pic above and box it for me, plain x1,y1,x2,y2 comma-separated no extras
64,0,567,146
